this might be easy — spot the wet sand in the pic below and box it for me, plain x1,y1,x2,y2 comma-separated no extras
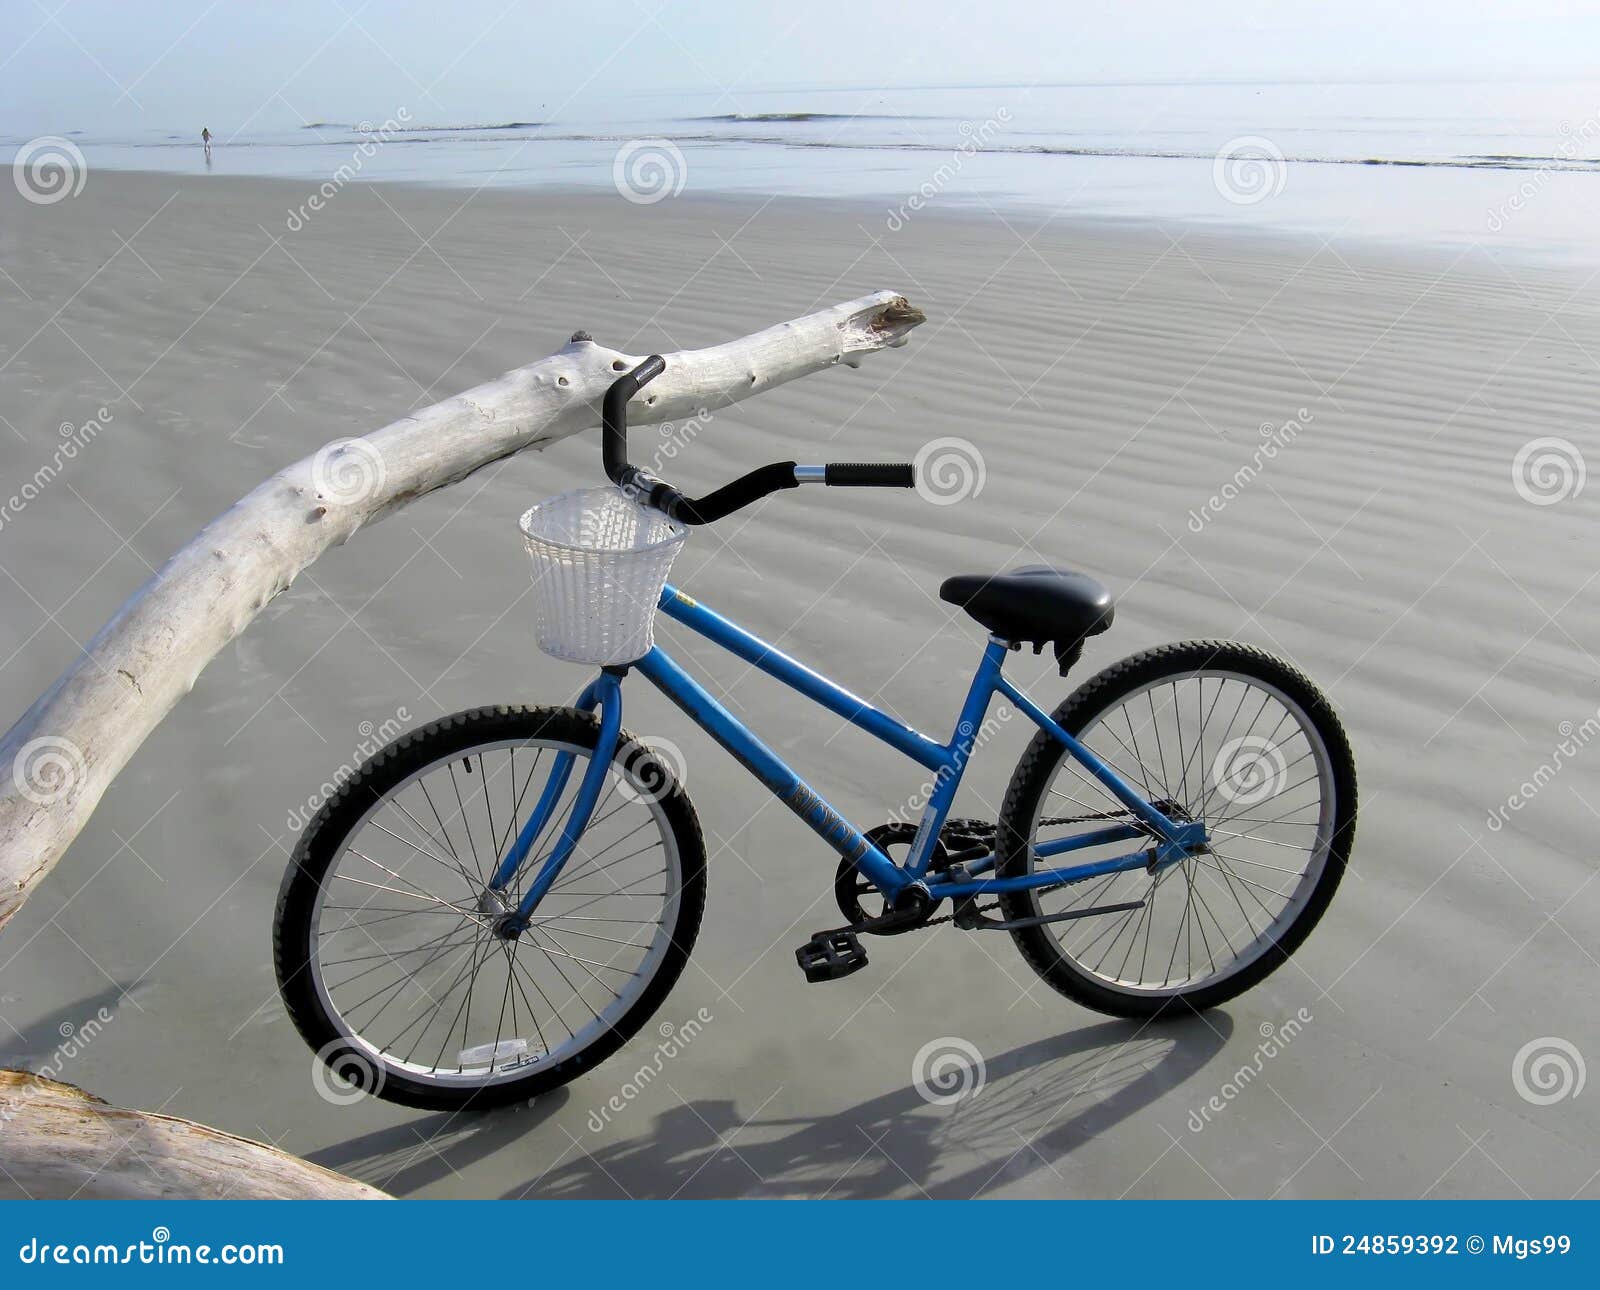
0,170,1596,1198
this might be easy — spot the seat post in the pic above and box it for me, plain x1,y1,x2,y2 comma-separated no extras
942,637,1013,775
972,636,1013,692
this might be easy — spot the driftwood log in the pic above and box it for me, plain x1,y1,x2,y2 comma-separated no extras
0,292,924,1197
0,291,923,932
0,1071,387,1199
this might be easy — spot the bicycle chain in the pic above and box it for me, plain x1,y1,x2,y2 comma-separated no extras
1037,808,1138,829
917,807,1139,928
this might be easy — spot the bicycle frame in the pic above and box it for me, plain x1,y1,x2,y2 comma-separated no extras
491,584,1207,930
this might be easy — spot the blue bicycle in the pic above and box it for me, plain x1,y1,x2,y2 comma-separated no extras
275,358,1357,1110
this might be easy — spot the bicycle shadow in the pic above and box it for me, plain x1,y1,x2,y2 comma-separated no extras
0,983,138,1070
510,1011,1232,1199
306,1088,571,1194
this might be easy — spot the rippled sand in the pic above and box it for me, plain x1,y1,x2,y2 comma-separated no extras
0,171,1595,1198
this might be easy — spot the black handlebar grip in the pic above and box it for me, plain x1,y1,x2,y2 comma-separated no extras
629,354,666,388
823,462,916,487
601,355,666,487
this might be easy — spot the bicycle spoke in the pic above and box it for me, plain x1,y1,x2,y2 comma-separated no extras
521,931,640,975
1186,865,1236,963
503,940,551,1056
1120,704,1158,801
1171,681,1190,808
1196,855,1295,900
340,919,480,1022
303,727,690,1095
521,928,605,1022
1206,828,1317,859
385,932,495,1059
1215,811,1320,827
427,934,500,1073
1146,688,1172,801
322,905,464,935
417,776,473,881
480,753,498,879
334,869,488,922
1188,700,1296,820
1026,663,1335,995
386,793,478,888
530,924,653,950
446,759,484,880
495,746,545,859
367,817,479,890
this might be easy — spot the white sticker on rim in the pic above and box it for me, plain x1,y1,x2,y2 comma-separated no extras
457,1038,532,1068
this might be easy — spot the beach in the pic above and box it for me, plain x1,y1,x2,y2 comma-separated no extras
0,168,1596,1198
22,75,1600,260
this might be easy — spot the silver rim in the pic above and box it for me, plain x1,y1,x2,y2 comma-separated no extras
307,734,683,1089
1022,669,1336,998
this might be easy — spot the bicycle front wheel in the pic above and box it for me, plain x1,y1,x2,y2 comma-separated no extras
274,705,706,1111
997,641,1356,1017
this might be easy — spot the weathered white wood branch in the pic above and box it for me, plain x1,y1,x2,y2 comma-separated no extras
0,292,923,933
0,1070,388,1198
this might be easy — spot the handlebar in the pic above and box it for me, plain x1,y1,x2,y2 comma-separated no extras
602,356,916,525
819,462,916,487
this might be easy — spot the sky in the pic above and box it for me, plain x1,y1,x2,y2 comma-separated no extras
4,0,1600,135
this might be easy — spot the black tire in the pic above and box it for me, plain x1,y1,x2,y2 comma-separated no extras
274,705,707,1111
997,641,1356,1018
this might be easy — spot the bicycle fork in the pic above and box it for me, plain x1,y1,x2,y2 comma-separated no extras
485,670,625,937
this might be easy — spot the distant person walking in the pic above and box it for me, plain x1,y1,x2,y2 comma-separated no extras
201,126,212,160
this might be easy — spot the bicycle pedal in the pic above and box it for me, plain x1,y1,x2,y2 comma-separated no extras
795,930,868,983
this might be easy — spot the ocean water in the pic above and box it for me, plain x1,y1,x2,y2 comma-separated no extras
14,79,1600,257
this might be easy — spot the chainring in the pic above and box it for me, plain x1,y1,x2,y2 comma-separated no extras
833,809,1144,933
833,823,938,934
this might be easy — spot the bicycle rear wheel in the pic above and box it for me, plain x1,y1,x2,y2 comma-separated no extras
997,641,1356,1017
274,705,706,1111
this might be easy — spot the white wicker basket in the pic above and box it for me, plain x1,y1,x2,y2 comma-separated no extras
519,487,688,665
